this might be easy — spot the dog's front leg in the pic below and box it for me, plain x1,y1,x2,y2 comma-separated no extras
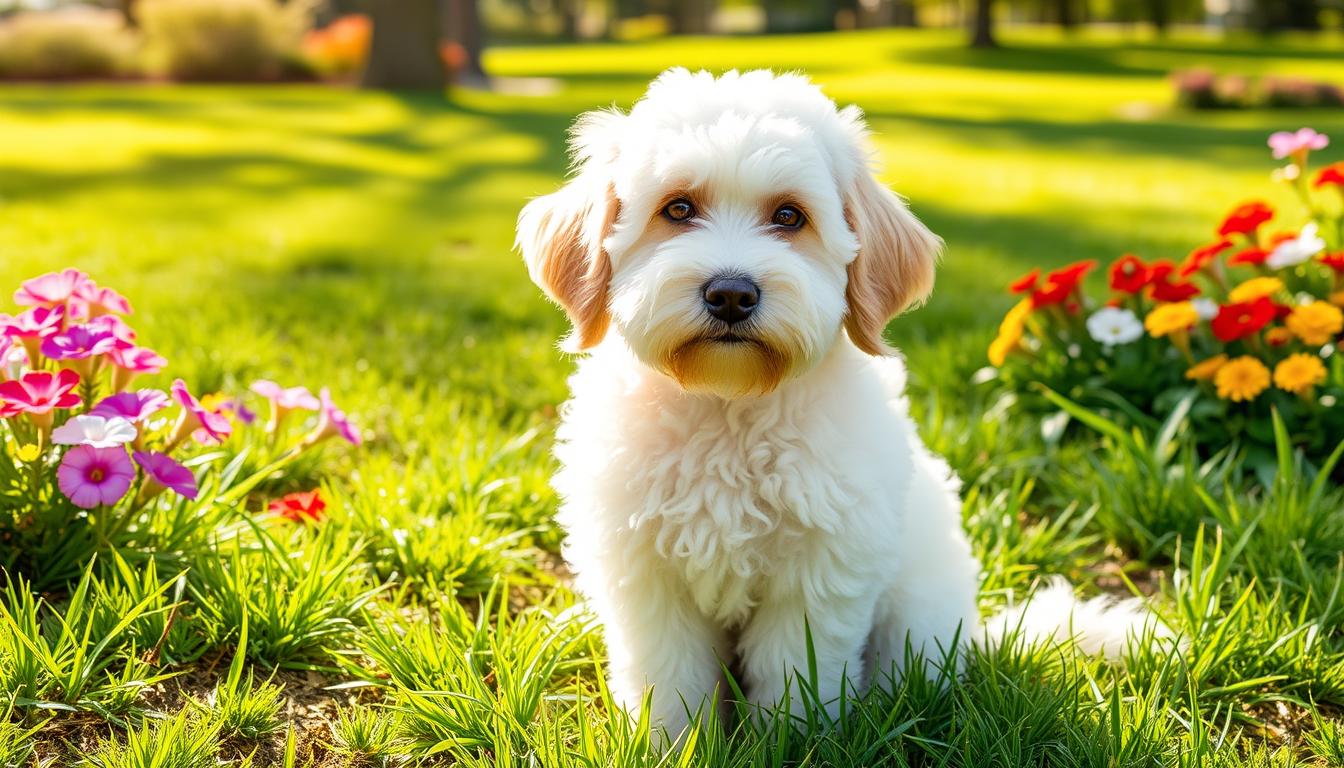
599,565,730,741
737,591,877,720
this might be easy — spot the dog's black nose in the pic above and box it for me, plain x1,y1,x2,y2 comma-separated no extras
702,277,759,325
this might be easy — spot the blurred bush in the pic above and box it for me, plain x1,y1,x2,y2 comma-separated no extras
0,9,138,80
139,0,313,81
302,14,370,78
1174,68,1344,110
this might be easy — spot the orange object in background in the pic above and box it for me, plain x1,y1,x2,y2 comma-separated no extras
302,14,371,77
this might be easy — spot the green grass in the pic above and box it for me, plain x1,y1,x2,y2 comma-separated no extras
2,25,1344,766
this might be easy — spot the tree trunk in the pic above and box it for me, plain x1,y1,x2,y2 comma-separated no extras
362,0,445,90
1146,0,1168,33
970,0,995,47
667,0,713,34
1056,0,1074,29
443,0,486,81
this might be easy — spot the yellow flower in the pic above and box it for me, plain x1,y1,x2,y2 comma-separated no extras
1228,276,1285,304
15,444,40,463
988,328,1022,367
1214,356,1271,402
1185,354,1228,381
989,299,1031,366
1330,291,1344,308
1265,327,1293,346
1285,301,1344,345
1273,353,1327,395
1000,298,1032,336
1144,302,1199,338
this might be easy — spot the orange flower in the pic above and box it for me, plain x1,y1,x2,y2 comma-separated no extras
1273,353,1327,395
1265,327,1293,347
1185,355,1228,381
1286,301,1344,345
1315,162,1344,188
269,489,326,523
1214,356,1270,402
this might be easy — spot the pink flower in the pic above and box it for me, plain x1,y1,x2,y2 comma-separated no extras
73,282,133,318
108,346,167,392
169,379,231,446
1269,127,1329,161
14,269,92,309
57,445,134,509
0,370,82,417
251,379,318,431
52,414,137,448
305,387,362,446
40,324,119,361
1,306,65,363
92,389,170,422
250,380,320,411
133,451,199,500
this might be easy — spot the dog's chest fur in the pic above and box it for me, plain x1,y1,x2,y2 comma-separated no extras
553,343,903,630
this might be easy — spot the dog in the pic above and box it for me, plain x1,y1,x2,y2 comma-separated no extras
517,68,1164,739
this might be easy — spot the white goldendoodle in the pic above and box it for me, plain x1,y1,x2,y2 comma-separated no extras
516,68,1162,739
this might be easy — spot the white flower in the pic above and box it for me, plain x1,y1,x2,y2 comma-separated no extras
1086,307,1143,347
1192,298,1219,321
52,415,137,448
2,346,26,380
1266,222,1325,269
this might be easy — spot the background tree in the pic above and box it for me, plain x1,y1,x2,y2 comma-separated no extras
362,0,445,90
443,0,486,83
970,0,996,47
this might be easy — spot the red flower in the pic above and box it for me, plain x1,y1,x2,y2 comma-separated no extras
269,490,326,523
1315,162,1344,188
1228,247,1269,267
1217,201,1273,238
1030,260,1096,308
1109,254,1150,294
1211,297,1276,342
1147,261,1201,302
1008,269,1040,294
1320,252,1344,274
1179,240,1232,277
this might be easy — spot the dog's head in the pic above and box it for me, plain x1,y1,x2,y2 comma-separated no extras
517,68,941,397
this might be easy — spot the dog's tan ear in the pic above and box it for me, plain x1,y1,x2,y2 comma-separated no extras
842,168,942,356
517,172,620,352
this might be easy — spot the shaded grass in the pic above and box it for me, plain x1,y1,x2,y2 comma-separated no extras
1,26,1344,765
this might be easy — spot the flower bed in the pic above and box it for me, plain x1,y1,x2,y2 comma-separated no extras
990,128,1344,474
0,269,361,589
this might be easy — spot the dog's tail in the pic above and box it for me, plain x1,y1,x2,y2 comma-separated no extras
980,578,1176,659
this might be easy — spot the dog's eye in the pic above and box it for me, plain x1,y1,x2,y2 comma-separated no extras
772,205,804,228
663,199,695,222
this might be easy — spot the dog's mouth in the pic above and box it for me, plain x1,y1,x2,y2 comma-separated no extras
711,333,751,344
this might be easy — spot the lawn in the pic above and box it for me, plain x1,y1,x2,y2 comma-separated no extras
2,26,1344,766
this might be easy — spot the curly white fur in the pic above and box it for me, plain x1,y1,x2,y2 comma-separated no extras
517,68,1168,740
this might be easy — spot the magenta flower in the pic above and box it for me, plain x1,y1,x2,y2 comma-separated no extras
14,269,92,309
0,306,64,340
73,282,133,318
57,445,134,509
305,387,362,446
1269,128,1329,162
89,315,136,344
169,379,231,446
40,324,119,361
0,370,81,417
133,451,199,500
92,389,170,422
